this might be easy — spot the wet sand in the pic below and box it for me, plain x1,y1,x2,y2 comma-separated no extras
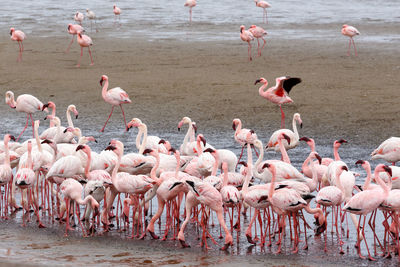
1,23,400,266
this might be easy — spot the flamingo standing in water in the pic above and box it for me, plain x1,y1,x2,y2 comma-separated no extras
341,25,360,56
266,113,303,152
371,137,400,166
254,0,271,24
10,28,26,62
74,11,84,25
66,24,84,53
113,5,121,25
184,0,196,23
240,25,254,61
99,75,131,132
76,32,93,67
255,76,302,128
5,91,47,141
232,118,258,164
248,25,267,56
86,9,97,32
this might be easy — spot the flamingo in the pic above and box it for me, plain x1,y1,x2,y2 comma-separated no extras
60,178,99,236
341,24,360,56
113,5,121,25
266,113,303,151
86,9,97,32
10,28,26,62
5,91,47,141
240,25,254,61
74,11,84,25
178,117,197,155
248,25,267,56
300,136,333,166
66,24,84,53
254,0,271,24
184,0,196,23
343,164,391,260
76,32,93,67
99,75,131,132
232,118,258,164
0,134,15,217
371,137,400,166
255,76,302,128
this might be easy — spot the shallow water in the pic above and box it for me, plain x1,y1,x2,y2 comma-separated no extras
2,0,400,42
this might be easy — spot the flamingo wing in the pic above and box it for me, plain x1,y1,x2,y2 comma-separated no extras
282,77,301,94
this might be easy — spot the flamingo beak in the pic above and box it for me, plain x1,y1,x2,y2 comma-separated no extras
315,154,322,164
99,78,104,86
383,166,392,177
254,79,261,85
355,160,364,165
232,122,236,130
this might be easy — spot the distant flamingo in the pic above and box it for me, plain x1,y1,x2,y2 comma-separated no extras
74,11,84,25
5,91,47,141
248,25,267,56
184,0,196,23
60,178,99,236
99,75,131,132
66,24,84,53
255,76,302,128
254,0,271,24
86,9,97,32
10,28,26,62
341,24,360,56
76,32,93,67
240,25,254,61
371,137,400,166
113,5,121,25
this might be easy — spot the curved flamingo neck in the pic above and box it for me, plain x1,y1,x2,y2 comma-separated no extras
112,153,121,191
34,123,42,152
138,125,147,154
234,121,242,138
278,137,290,164
66,107,74,128
211,152,219,176
362,163,372,190
6,92,17,108
182,121,193,152
241,143,252,196
374,167,390,194
84,147,92,177
222,165,228,187
174,152,180,178
27,145,33,170
268,165,276,201
292,117,299,140
189,124,196,142
196,137,203,156
101,79,109,100
53,118,62,142
50,104,56,127
150,152,161,184
335,168,345,194
77,195,95,207
309,139,316,152
333,144,341,161
307,159,318,191
4,138,10,166
254,143,264,176
258,80,269,97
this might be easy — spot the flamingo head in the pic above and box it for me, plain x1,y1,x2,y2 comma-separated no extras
383,165,392,177
355,160,370,171
168,147,177,154
238,161,247,168
76,144,88,152
342,24,348,28
5,91,16,109
10,28,15,35
279,133,291,145
113,4,116,9
240,25,245,33
185,180,200,196
68,104,79,119
4,134,15,144
253,139,263,149
294,113,302,128
178,116,191,131
375,164,392,177
127,118,142,130
254,77,267,85
232,118,240,130
299,136,312,144
192,122,197,133
311,152,322,164
204,148,216,154
197,134,206,147
334,139,347,148
99,75,108,86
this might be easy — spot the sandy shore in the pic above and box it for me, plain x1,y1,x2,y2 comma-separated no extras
1,28,400,148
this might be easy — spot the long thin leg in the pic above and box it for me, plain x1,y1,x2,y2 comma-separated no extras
100,106,115,132
189,8,192,23
261,37,266,50
77,46,83,67
351,37,358,56
65,35,74,53
257,38,260,56
279,105,285,129
88,47,94,65
347,38,351,56
119,104,128,131
17,41,22,62
30,114,34,138
248,42,252,61
16,114,30,142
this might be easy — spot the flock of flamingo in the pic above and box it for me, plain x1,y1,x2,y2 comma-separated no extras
1,68,400,261
3,0,393,264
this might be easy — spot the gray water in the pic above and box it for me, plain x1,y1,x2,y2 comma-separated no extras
2,0,400,42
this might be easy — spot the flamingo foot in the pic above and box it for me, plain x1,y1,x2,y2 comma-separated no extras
246,234,256,244
149,230,159,239
38,223,46,228
220,241,232,251
179,239,190,248
368,256,376,261
339,249,345,255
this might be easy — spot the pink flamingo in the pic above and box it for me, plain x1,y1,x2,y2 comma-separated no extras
248,25,267,56
184,0,196,23
266,113,303,152
177,116,197,155
0,134,15,217
60,178,99,236
341,24,360,56
254,0,271,24
232,118,258,164
255,76,302,128
74,11,84,25
343,164,391,260
99,75,131,132
240,25,254,61
371,137,400,166
66,24,84,53
300,136,333,166
76,145,112,185
10,28,26,62
113,5,121,25
5,91,47,141
76,32,93,67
